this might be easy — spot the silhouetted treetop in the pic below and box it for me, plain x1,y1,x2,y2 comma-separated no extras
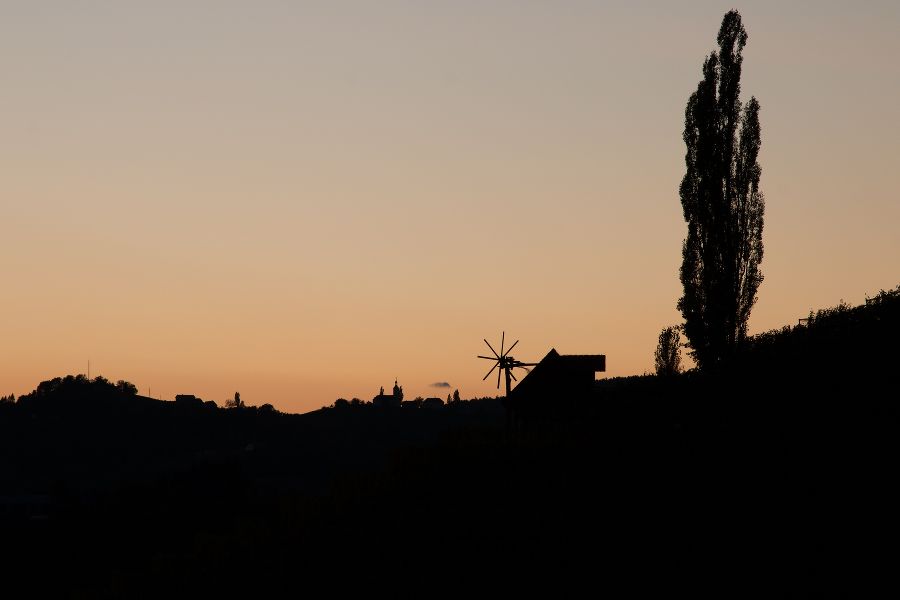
14,374,143,415
655,326,683,377
22,374,136,400
116,380,138,395
225,392,244,409
679,9,764,371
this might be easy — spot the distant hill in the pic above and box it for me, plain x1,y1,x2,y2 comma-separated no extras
1,375,504,502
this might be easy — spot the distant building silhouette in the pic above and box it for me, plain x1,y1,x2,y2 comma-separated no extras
422,397,444,409
373,379,403,408
175,394,204,408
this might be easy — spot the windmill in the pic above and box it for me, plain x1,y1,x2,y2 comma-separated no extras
478,332,538,397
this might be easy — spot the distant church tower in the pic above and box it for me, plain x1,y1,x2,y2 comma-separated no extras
373,378,403,408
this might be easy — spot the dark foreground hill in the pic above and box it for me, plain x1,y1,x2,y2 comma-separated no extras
2,286,899,596
1,375,503,502
0,378,509,595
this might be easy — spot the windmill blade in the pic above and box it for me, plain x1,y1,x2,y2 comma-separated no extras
505,340,519,355
497,367,502,389
500,331,505,357
482,362,499,381
509,370,517,381
477,355,497,360
483,339,499,359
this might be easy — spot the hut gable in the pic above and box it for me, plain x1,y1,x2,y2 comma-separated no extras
508,348,605,414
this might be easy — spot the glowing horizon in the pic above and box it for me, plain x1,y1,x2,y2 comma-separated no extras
2,2,898,412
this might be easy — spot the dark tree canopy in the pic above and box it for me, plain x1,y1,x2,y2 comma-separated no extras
679,10,764,370
226,392,244,409
655,326,682,377
116,380,138,395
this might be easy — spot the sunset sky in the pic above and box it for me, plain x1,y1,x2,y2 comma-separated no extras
2,1,898,412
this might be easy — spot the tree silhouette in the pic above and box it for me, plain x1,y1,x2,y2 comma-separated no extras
654,326,682,377
116,380,138,395
452,389,460,403
226,392,244,409
678,10,764,370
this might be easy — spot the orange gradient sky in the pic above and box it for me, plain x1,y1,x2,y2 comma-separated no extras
2,1,899,412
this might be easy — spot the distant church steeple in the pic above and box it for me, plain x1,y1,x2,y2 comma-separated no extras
374,378,403,408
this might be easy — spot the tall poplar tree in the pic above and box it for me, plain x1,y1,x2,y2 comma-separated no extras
679,10,764,370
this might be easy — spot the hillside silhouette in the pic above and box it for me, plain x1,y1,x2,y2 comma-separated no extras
1,285,898,595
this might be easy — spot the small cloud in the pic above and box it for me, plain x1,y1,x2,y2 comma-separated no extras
429,381,452,388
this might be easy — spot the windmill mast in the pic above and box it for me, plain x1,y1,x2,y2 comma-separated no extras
478,332,534,398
